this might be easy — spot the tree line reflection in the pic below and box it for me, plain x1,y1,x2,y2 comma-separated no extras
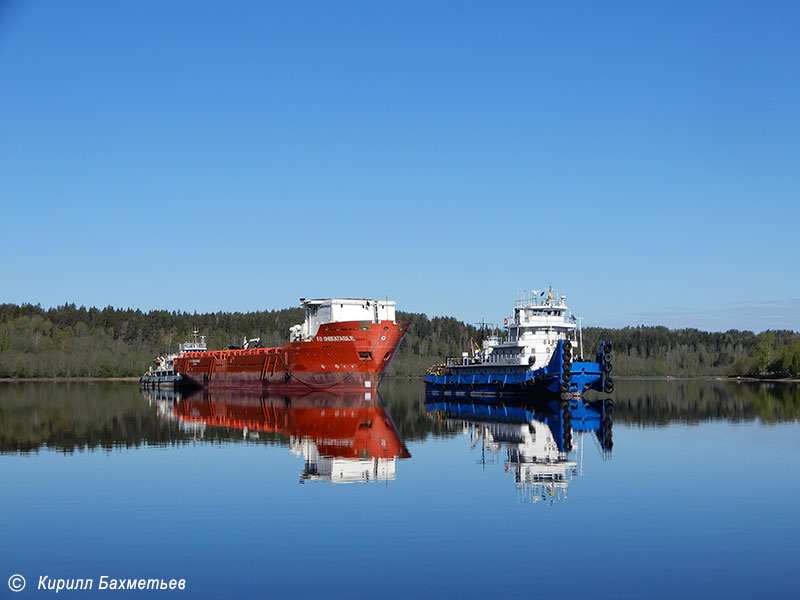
606,379,800,425
0,379,798,457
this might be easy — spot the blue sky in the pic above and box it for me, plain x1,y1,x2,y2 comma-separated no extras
1,1,798,331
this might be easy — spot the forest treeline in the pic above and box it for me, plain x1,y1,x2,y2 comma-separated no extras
0,302,799,379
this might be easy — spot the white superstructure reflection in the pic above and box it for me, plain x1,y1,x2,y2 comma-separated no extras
447,417,581,504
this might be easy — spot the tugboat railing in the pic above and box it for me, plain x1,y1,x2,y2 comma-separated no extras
444,356,526,367
445,356,483,367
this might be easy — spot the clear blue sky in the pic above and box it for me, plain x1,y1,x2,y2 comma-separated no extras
1,1,798,332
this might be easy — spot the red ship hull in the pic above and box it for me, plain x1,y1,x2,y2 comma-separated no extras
173,319,408,392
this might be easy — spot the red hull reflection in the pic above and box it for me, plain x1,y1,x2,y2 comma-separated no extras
173,390,410,482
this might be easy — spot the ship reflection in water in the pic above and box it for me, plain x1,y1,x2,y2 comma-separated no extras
144,388,410,484
426,396,613,503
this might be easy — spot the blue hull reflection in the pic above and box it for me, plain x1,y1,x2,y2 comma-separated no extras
425,393,613,503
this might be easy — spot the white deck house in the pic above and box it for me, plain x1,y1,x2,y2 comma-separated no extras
450,289,581,372
485,290,578,368
290,298,397,342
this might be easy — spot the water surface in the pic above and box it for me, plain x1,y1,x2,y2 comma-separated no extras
1,379,797,598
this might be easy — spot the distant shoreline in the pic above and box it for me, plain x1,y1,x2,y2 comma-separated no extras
387,374,800,383
614,375,800,384
0,375,798,384
0,377,140,383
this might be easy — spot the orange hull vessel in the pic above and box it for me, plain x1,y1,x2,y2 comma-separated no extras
174,298,408,392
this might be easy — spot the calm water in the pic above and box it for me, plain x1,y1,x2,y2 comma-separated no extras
1,379,798,599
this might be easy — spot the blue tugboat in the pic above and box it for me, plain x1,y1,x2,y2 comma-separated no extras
425,289,613,399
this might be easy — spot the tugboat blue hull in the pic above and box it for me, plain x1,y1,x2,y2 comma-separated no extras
425,340,614,399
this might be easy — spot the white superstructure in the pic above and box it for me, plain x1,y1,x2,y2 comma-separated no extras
289,298,397,342
178,329,207,353
453,288,581,371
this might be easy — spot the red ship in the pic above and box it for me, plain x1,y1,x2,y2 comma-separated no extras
173,298,408,392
